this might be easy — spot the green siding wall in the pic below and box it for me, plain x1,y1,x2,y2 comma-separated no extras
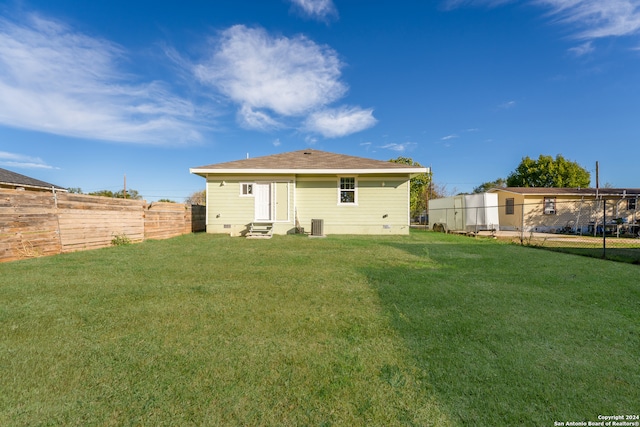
206,179,252,236
204,174,411,236
296,176,410,235
205,177,295,236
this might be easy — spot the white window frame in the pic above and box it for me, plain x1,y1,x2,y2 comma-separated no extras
338,176,357,205
240,182,254,197
543,197,556,215
505,198,515,215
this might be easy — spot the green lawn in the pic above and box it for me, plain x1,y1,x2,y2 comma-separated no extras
516,234,640,264
1,231,638,426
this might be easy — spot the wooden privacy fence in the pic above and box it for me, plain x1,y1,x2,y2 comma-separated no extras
0,189,206,263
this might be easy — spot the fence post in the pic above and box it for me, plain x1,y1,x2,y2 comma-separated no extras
53,187,63,256
520,202,525,244
602,198,606,259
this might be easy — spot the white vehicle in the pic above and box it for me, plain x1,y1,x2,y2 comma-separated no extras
429,193,500,233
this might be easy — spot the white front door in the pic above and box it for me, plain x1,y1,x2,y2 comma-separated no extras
254,183,271,221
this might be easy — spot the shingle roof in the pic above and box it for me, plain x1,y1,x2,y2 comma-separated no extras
191,149,428,176
491,187,640,197
0,167,67,191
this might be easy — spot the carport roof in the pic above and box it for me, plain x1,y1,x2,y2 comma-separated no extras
490,187,640,197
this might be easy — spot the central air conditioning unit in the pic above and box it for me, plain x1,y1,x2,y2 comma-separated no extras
311,219,324,237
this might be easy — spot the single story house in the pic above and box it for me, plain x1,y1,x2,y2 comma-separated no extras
488,187,640,234
0,167,67,192
190,149,428,237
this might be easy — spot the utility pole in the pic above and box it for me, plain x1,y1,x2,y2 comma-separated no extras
124,174,127,199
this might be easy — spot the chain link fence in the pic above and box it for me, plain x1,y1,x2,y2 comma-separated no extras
426,197,640,264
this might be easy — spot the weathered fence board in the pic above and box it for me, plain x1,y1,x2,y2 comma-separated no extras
144,202,190,240
0,190,61,261
0,189,204,262
57,193,145,253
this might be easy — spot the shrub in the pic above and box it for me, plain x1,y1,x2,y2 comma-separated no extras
111,233,131,246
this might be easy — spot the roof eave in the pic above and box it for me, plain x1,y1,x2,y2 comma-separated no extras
0,182,67,192
490,187,640,197
190,167,429,176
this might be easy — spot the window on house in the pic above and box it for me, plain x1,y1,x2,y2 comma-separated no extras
628,198,637,210
240,183,254,196
505,198,514,215
339,177,356,204
544,197,556,215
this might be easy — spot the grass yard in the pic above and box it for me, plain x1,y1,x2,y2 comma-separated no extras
517,234,640,264
1,231,638,426
543,245,640,264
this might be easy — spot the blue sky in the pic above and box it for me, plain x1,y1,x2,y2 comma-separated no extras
1,0,639,200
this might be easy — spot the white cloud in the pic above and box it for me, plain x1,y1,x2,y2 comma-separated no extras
568,41,595,56
498,100,517,109
537,0,640,39
443,0,640,41
441,134,459,140
289,0,338,21
380,142,417,152
193,25,376,138
273,138,281,147
0,151,55,169
0,13,203,145
305,106,377,138
195,25,346,117
237,105,282,130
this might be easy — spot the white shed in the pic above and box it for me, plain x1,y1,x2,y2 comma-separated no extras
429,193,499,233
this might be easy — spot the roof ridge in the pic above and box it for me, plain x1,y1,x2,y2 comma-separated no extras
191,149,427,172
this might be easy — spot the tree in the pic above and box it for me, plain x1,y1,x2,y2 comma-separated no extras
185,190,206,206
430,181,453,199
388,157,431,217
473,178,507,193
115,189,142,200
506,155,590,188
88,189,143,200
88,190,116,198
